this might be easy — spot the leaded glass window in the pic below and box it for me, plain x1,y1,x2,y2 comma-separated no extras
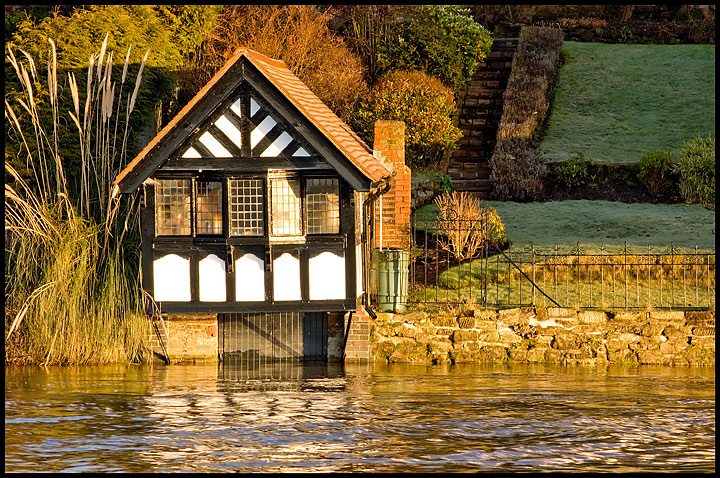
270,177,302,236
306,178,340,234
155,179,191,235
229,178,264,236
196,180,223,235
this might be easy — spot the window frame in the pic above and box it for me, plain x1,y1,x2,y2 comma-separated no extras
304,176,341,236
228,175,267,238
154,177,193,237
151,173,343,240
194,177,226,237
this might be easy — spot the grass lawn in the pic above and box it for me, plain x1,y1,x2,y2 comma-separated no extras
414,200,716,253
537,42,715,164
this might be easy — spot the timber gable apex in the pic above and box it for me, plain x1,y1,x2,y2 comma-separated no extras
113,48,390,195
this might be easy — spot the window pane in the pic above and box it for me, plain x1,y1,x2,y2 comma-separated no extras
155,179,191,236
229,178,264,236
306,178,339,234
271,177,301,236
196,181,223,235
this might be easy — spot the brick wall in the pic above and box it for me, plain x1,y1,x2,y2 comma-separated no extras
344,307,371,361
373,120,411,250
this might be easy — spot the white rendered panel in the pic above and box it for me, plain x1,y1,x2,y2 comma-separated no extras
153,254,191,302
230,98,242,117
250,97,260,116
292,147,311,157
214,115,243,149
261,131,293,157
198,131,231,157
251,116,277,149
199,254,226,302
235,253,265,301
182,146,201,158
309,251,346,300
273,252,301,301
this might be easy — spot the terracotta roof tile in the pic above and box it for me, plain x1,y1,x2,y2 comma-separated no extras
114,48,390,192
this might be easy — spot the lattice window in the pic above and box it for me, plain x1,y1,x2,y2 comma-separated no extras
155,179,191,236
229,178,264,236
270,177,302,236
196,180,223,235
306,178,340,234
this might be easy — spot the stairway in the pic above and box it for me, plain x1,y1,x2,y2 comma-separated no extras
447,38,518,197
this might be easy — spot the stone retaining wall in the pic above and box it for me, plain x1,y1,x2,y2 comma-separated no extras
371,307,714,366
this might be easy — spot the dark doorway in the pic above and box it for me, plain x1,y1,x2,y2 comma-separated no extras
219,312,327,361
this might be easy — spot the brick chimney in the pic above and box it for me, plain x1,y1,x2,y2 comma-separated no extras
373,120,411,250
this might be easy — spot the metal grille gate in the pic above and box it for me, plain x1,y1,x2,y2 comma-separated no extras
218,312,327,361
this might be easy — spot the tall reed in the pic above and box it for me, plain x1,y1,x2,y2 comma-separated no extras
5,36,149,365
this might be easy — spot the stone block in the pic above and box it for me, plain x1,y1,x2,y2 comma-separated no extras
475,345,509,362
690,336,716,348
691,326,715,336
571,324,603,335
613,311,646,322
428,340,453,353
543,348,562,363
662,325,689,340
578,310,608,324
472,308,498,321
477,331,501,343
375,312,395,324
436,327,455,337
606,332,641,350
526,347,547,363
608,348,638,364
685,311,715,327
552,331,584,350
641,323,665,337
399,311,428,324
451,329,479,343
499,329,523,346
395,325,418,338
547,307,576,318
430,315,458,327
372,340,396,360
659,341,686,355
458,317,476,329
508,347,528,362
449,349,475,363
637,350,664,365
648,310,686,324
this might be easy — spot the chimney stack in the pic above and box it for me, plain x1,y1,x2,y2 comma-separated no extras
373,120,411,250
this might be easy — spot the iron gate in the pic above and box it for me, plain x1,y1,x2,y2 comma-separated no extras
218,312,327,361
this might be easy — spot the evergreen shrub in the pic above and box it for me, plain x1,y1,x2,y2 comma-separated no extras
378,5,493,93
637,150,675,198
553,153,591,189
674,135,715,209
352,70,462,170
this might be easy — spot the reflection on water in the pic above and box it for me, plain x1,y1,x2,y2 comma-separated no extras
5,362,715,473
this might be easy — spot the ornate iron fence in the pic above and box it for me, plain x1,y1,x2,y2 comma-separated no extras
406,218,715,311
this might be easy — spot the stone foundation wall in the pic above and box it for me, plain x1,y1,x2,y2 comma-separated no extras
149,314,218,363
371,307,715,366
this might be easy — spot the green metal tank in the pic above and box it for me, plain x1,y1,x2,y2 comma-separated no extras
370,249,409,313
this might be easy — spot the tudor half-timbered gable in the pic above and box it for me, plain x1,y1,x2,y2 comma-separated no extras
113,48,392,316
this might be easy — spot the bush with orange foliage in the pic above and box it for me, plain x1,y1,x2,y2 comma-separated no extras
183,5,367,122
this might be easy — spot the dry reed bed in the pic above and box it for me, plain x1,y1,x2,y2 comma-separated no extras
5,35,149,365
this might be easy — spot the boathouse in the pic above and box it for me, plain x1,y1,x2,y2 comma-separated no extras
112,48,410,362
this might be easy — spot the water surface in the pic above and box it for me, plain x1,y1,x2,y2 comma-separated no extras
5,362,715,472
